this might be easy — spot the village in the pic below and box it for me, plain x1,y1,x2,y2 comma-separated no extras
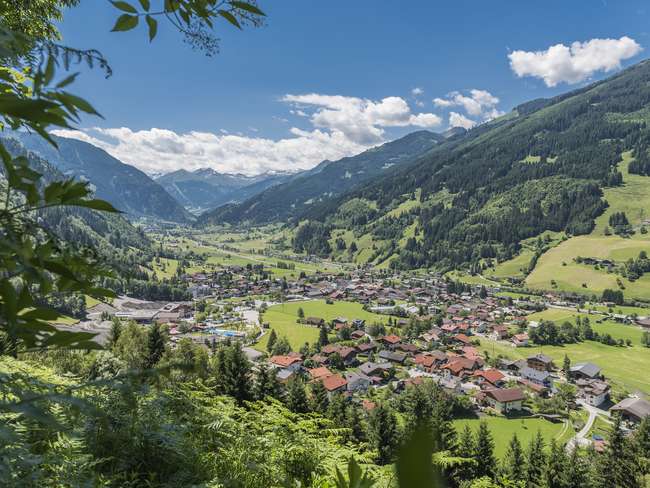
75,261,650,452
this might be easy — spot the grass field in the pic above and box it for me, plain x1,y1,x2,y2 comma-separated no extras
255,300,389,351
478,336,650,395
453,416,570,457
525,153,650,299
446,271,498,286
151,257,179,279
488,250,534,280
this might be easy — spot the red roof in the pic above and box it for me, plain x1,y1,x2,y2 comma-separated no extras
474,369,505,385
322,374,347,392
308,367,333,380
415,354,436,368
382,334,401,344
270,355,302,368
485,388,525,403
453,333,471,344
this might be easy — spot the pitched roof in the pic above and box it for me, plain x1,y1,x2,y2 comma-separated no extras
485,388,525,403
381,334,401,344
270,355,302,367
322,374,347,392
308,366,333,380
474,369,505,384
611,397,650,420
570,362,601,378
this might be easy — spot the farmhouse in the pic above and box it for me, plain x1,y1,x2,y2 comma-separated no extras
484,388,525,413
611,397,650,423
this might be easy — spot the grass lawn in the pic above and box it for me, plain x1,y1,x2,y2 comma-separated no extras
48,314,80,325
478,337,650,395
526,153,650,300
255,300,388,351
453,416,568,457
488,250,533,280
151,257,179,280
446,271,497,286
84,295,101,308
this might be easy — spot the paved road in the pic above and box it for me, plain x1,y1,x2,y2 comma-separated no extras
566,402,610,451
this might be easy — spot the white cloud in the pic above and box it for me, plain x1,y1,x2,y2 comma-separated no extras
53,92,442,176
282,93,441,145
52,126,366,176
411,87,424,96
449,112,476,129
508,36,642,87
433,89,503,122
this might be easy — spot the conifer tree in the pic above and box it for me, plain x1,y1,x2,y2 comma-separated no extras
327,392,348,424
565,446,590,488
368,403,399,465
562,354,571,377
108,318,122,349
310,380,329,413
266,329,277,353
545,439,569,488
474,421,495,479
286,377,309,413
635,416,650,478
318,325,329,347
525,430,546,487
453,424,476,483
254,363,280,400
500,433,526,484
345,404,366,443
145,322,166,368
596,414,642,488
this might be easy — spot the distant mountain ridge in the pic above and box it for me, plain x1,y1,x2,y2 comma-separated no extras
198,130,445,225
10,133,191,223
155,167,294,213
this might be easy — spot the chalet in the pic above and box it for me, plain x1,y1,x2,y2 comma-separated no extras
395,343,419,355
356,342,378,354
322,374,348,395
420,330,441,345
452,333,472,346
511,333,529,347
484,388,525,413
575,379,610,407
473,369,505,388
378,350,407,364
269,355,303,372
611,397,650,423
570,362,602,380
345,372,371,392
380,334,402,348
276,369,296,383
636,318,650,328
499,358,527,373
304,316,325,326
490,325,509,341
351,330,366,340
442,357,478,378
337,346,358,366
520,366,553,388
527,354,554,372
359,361,393,377
308,366,333,381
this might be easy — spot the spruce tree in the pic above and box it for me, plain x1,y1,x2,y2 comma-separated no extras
525,430,546,487
327,392,348,424
368,403,399,465
310,379,329,413
635,416,650,477
453,424,476,483
562,354,571,378
108,318,122,349
474,421,495,479
266,329,277,353
223,342,252,405
500,433,526,484
345,404,366,443
545,439,569,488
318,325,329,347
286,377,309,413
565,446,589,488
254,363,280,400
145,322,166,368
597,414,642,488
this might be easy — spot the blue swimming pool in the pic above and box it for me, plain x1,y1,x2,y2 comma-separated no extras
205,327,245,337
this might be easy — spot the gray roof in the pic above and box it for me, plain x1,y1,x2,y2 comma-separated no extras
570,362,601,378
521,366,551,382
359,361,392,375
611,397,650,420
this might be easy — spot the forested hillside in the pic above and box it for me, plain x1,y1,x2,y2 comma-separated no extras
295,59,650,271
10,133,192,223
198,130,445,225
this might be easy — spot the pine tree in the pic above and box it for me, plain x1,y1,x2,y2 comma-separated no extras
368,403,399,465
310,380,329,413
254,363,280,400
500,433,526,484
596,414,642,488
525,430,546,488
266,329,277,353
327,392,348,424
635,416,650,477
286,378,309,413
108,318,122,349
145,322,166,368
545,439,569,488
297,307,305,319
214,342,252,405
565,446,589,488
453,424,476,483
345,404,366,443
318,325,329,347
474,421,495,479
562,354,571,377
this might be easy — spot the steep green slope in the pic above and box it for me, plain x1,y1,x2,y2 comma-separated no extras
198,130,444,225
11,133,192,223
300,58,650,272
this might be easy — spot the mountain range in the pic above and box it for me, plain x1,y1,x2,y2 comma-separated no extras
155,168,293,213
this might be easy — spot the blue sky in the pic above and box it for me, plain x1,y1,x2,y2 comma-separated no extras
55,0,650,175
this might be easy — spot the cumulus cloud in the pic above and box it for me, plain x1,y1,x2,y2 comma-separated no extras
508,36,642,87
52,126,367,176
411,87,424,96
449,112,476,129
53,92,442,176
282,94,441,145
433,89,504,122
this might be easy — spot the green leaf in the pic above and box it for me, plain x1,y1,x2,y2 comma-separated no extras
56,72,79,89
111,13,139,31
139,0,150,10
218,10,241,29
111,1,138,13
70,199,121,213
146,15,158,41
230,1,266,16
